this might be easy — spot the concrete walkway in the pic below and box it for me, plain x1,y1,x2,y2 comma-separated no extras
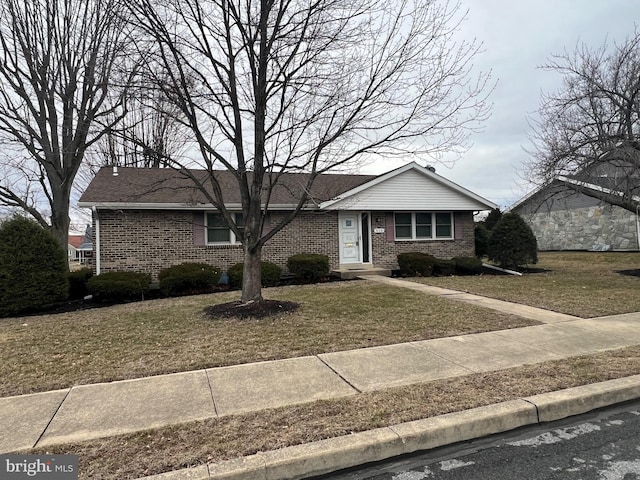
363,275,581,323
2,275,640,456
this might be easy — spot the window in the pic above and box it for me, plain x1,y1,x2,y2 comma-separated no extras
394,213,412,239
394,212,453,240
206,213,244,244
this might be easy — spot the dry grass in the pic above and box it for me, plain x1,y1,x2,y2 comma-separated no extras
8,252,640,478
0,281,534,396
33,345,640,479
413,252,640,317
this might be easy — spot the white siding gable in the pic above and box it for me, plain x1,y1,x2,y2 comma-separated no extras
323,168,493,211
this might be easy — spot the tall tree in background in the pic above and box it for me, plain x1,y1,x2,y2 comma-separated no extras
0,0,133,249
528,29,640,213
94,78,191,168
130,0,493,302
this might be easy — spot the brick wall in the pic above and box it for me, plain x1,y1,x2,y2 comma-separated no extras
94,209,475,279
370,211,475,269
95,209,339,280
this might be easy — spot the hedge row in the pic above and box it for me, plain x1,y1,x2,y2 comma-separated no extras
397,252,483,277
77,253,332,303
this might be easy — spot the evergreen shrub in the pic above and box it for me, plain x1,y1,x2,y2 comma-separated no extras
68,267,94,300
397,252,436,277
87,271,151,302
474,223,490,258
0,216,69,317
452,256,483,275
487,213,538,268
433,258,456,276
287,253,330,282
158,262,221,296
226,261,282,288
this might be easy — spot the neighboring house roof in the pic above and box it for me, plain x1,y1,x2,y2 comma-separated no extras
78,162,497,211
68,235,84,249
79,225,93,250
510,175,640,213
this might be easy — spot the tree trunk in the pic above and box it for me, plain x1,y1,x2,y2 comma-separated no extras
241,245,263,303
50,184,71,266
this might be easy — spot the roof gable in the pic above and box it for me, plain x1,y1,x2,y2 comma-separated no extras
319,162,497,211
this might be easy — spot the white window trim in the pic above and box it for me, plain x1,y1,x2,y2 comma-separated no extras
394,212,454,241
205,212,243,245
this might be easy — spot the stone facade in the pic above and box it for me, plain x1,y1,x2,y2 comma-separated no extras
94,209,476,280
520,205,639,251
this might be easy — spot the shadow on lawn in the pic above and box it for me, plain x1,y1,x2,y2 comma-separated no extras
616,269,640,278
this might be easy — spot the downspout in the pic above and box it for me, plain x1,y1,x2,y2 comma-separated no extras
92,206,101,275
636,205,640,252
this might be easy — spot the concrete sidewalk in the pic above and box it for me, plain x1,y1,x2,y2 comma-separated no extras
2,311,640,455
2,277,640,479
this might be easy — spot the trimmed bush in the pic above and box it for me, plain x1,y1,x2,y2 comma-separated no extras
261,262,282,287
484,208,503,231
158,262,221,296
433,258,456,276
487,212,538,268
453,256,483,275
397,252,436,277
227,263,244,288
474,223,490,258
0,216,69,317
226,261,282,288
68,267,94,300
287,254,330,283
87,271,151,303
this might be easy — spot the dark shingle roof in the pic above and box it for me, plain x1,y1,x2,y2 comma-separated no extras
79,167,377,207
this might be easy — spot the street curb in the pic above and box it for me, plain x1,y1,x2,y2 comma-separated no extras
138,375,640,480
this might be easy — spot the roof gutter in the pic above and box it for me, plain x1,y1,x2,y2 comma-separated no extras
77,202,318,211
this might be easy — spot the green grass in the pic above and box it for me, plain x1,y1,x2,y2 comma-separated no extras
413,252,640,317
0,281,534,397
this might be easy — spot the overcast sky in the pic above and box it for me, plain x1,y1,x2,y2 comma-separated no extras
360,0,640,209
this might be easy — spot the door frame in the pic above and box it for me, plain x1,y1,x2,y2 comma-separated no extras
338,211,372,265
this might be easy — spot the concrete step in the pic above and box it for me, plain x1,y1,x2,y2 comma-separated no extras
332,266,392,279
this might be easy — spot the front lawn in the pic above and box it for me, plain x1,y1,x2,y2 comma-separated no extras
6,252,640,479
414,252,640,318
0,281,533,397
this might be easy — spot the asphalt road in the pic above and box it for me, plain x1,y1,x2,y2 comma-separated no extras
316,400,640,480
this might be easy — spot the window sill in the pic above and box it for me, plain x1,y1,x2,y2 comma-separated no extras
394,238,454,242
204,243,243,249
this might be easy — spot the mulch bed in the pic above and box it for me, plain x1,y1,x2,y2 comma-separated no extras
204,299,300,319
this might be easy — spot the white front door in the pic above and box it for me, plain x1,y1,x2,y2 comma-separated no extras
339,212,361,264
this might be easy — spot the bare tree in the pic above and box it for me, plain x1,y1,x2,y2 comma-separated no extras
0,0,134,249
527,29,640,213
129,0,493,302
92,78,192,168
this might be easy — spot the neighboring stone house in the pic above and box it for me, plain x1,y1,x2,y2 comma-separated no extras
78,162,497,280
510,176,640,251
